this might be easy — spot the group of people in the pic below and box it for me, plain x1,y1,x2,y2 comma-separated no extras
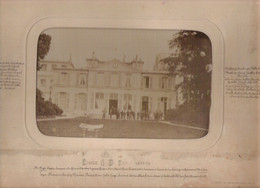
102,107,136,120
102,107,164,121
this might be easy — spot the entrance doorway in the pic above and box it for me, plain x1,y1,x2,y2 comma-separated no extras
142,96,149,113
77,93,87,114
109,99,118,115
161,97,167,115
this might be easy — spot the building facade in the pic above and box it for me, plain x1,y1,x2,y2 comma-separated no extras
37,55,180,119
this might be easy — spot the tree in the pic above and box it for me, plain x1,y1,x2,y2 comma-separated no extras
36,89,63,117
37,33,51,70
163,31,212,127
36,33,63,117
163,31,212,106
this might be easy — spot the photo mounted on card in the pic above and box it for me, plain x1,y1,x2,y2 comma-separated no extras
26,18,223,150
36,28,212,139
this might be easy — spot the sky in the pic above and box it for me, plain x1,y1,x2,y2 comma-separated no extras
43,28,178,70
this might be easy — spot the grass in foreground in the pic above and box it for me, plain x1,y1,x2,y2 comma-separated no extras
37,117,208,139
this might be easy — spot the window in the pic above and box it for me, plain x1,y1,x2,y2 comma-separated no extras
79,73,86,86
160,77,168,89
141,96,149,112
124,94,132,101
61,65,67,68
40,79,46,87
78,93,87,111
143,76,150,88
95,92,104,110
97,72,104,87
60,72,69,85
51,64,57,70
160,97,168,115
124,94,132,110
110,93,118,100
59,92,69,111
96,92,104,99
111,74,119,87
142,96,149,101
125,74,131,88
41,64,47,71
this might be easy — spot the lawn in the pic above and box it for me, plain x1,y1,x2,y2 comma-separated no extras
37,117,208,139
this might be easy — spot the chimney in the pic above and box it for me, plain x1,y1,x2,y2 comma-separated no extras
92,51,95,60
68,53,72,62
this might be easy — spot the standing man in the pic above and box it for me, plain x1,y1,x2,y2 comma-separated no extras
110,106,113,119
102,107,107,119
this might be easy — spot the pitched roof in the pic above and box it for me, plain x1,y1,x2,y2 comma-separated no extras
88,59,142,73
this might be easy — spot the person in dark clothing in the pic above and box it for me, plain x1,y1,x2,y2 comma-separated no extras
110,106,113,119
102,107,107,119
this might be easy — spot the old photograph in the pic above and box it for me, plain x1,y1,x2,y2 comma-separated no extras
1,1,260,187
36,28,212,139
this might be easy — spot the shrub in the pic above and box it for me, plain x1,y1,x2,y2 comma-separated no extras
36,89,63,117
165,101,210,127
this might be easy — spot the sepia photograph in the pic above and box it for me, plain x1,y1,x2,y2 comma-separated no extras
1,1,259,187
36,28,212,139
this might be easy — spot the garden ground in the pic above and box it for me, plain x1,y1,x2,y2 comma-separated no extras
37,117,208,139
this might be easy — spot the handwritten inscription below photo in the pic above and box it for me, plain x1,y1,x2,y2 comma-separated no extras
36,28,212,139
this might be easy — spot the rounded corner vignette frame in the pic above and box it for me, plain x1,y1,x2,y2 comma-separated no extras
25,17,224,151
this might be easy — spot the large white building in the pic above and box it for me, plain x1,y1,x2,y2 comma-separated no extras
37,55,183,119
